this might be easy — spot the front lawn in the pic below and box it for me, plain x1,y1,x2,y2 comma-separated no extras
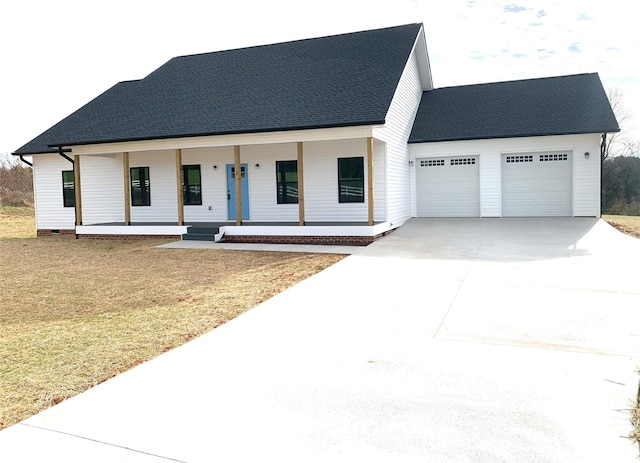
0,207,344,429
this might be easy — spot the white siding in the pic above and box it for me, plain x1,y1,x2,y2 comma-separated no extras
32,154,75,230
303,139,370,222
479,153,501,217
571,135,602,217
182,146,233,222
81,154,125,225
129,150,179,223
373,49,424,227
238,143,299,222
372,140,386,222
409,133,602,217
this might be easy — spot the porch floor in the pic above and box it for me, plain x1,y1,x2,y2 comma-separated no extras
77,221,391,245
89,221,383,227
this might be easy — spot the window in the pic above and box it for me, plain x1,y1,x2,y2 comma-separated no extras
182,165,202,205
276,160,298,204
338,157,364,203
540,154,568,162
130,167,151,206
505,155,533,163
62,170,75,207
420,159,444,167
450,158,476,165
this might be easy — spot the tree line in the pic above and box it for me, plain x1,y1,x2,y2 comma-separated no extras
602,89,640,215
603,155,640,215
0,154,33,207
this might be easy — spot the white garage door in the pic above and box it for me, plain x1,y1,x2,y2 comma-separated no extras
416,156,479,217
502,153,572,217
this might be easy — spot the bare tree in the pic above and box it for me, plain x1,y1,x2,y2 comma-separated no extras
0,153,34,206
603,89,636,160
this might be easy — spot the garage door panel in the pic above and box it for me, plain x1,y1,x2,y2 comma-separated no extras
416,157,479,217
502,153,571,217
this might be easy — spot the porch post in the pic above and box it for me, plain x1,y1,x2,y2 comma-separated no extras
73,155,83,226
123,152,130,225
234,145,242,226
175,149,184,225
367,137,374,226
297,142,305,225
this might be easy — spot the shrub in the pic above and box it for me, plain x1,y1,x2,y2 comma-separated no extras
605,198,640,216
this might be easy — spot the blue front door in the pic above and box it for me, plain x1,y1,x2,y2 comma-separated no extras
226,164,249,220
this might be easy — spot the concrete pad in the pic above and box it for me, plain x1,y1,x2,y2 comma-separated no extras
1,218,638,462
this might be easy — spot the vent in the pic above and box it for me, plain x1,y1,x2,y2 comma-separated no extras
505,155,533,163
540,153,568,162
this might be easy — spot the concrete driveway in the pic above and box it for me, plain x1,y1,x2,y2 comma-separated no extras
1,218,639,462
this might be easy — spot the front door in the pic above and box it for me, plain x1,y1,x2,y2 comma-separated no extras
226,164,249,220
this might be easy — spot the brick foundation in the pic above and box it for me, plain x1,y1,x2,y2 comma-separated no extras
36,230,391,245
224,234,384,246
37,229,76,237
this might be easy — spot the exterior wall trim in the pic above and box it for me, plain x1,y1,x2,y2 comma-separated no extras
70,126,376,156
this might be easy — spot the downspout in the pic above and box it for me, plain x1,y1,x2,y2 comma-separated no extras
18,155,33,167
56,146,79,238
600,133,607,216
57,146,74,164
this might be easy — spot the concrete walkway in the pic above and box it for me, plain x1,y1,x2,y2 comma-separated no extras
1,218,639,462
156,240,363,254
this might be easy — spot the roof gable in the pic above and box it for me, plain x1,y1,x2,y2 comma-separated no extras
409,73,620,143
14,24,423,155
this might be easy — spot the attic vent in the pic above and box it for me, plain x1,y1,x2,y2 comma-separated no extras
506,155,533,163
450,158,476,166
420,159,445,167
540,154,568,162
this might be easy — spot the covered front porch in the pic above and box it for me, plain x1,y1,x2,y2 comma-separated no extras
64,129,393,245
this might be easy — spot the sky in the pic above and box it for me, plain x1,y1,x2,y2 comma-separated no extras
1,0,639,157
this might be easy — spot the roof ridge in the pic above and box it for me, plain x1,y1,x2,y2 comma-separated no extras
167,23,423,61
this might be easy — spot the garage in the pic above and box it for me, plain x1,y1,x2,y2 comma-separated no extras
416,156,479,217
502,153,572,216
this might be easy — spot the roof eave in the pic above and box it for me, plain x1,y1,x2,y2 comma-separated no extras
408,128,621,144
12,147,69,156
46,120,387,150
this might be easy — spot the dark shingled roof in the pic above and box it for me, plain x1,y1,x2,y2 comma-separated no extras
409,73,619,143
14,24,423,155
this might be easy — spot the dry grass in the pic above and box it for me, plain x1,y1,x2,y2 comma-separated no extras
0,207,344,429
0,206,36,239
602,215,640,239
631,395,640,447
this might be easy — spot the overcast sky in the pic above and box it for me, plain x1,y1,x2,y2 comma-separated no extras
2,0,638,157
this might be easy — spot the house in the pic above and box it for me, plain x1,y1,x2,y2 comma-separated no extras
13,23,619,244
